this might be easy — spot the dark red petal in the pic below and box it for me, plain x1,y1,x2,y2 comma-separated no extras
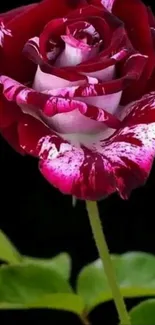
145,29,155,92
112,0,154,54
121,92,155,126
88,0,114,11
67,4,121,31
0,95,22,128
121,57,155,104
147,7,155,28
18,115,50,156
0,0,83,82
87,1,155,101
146,35,155,91
151,28,155,50
0,123,25,154
67,4,107,19
23,37,42,65
0,4,37,23
87,16,111,48
39,18,66,62
147,69,155,93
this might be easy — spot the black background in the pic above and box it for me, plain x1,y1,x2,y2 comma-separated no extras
0,0,155,324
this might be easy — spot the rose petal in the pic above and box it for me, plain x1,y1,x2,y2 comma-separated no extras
55,36,99,67
33,66,86,91
83,65,115,81
147,7,155,28
39,18,66,62
67,5,107,20
88,0,115,12
36,6,130,82
67,4,121,32
0,75,121,134
0,95,22,128
76,90,122,114
33,48,138,96
146,29,155,92
0,122,25,154
16,92,155,200
23,37,42,65
0,0,84,81
18,116,115,198
0,4,37,23
151,28,155,50
42,52,147,115
80,48,127,81
18,114,50,156
38,92,155,200
112,0,154,54
38,24,130,83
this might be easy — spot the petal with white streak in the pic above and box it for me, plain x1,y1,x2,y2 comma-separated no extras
16,92,155,200
89,0,115,12
33,66,86,91
75,90,122,114
0,75,121,135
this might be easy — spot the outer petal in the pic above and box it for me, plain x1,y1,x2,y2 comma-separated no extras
88,0,115,11
18,114,50,156
0,4,37,23
92,0,155,102
0,122,24,154
18,115,116,199
0,95,22,128
146,29,155,92
37,53,147,115
0,75,121,134
112,0,155,102
112,0,154,54
147,7,155,29
17,92,155,200
0,51,147,135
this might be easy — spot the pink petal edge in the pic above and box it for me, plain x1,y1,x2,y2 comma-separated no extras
17,92,155,200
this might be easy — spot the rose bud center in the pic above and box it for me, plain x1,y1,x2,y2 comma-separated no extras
54,21,102,67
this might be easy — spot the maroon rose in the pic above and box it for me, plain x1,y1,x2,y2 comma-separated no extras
0,0,155,200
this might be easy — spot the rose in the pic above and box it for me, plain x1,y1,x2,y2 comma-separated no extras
0,0,155,201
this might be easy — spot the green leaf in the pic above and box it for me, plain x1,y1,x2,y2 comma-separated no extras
0,263,72,306
0,230,71,280
0,230,22,264
77,252,155,312
28,293,85,315
130,299,155,325
0,293,85,316
0,264,85,315
23,253,71,280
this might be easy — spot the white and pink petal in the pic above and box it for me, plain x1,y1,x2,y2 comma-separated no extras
0,75,121,134
15,92,155,200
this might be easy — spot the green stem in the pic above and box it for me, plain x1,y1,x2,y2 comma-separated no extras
86,201,131,325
